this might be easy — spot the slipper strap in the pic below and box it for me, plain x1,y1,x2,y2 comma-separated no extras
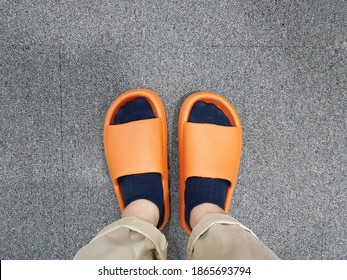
104,118,164,181
183,122,242,185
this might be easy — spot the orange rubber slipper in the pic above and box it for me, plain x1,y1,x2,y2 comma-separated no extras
178,92,242,234
104,88,169,230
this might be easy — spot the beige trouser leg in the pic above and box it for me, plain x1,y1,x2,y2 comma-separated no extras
187,213,280,260
74,214,279,260
74,217,167,260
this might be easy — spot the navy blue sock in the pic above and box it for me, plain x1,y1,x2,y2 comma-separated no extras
113,97,164,228
185,101,231,228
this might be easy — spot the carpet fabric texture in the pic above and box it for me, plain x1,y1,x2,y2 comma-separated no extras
1,0,346,259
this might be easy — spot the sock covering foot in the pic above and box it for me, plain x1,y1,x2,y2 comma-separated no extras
185,101,231,228
113,97,164,228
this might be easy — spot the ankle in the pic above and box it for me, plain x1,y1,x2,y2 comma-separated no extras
122,199,160,226
189,203,226,229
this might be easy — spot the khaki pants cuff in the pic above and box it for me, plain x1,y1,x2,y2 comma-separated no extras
75,217,167,260
187,213,258,259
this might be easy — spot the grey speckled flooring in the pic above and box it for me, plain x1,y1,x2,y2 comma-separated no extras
1,0,346,259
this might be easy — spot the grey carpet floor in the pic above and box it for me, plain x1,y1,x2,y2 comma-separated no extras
1,0,346,260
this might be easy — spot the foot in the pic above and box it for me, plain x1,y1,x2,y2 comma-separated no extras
122,199,160,226
185,101,232,230
189,203,225,229
113,97,164,227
